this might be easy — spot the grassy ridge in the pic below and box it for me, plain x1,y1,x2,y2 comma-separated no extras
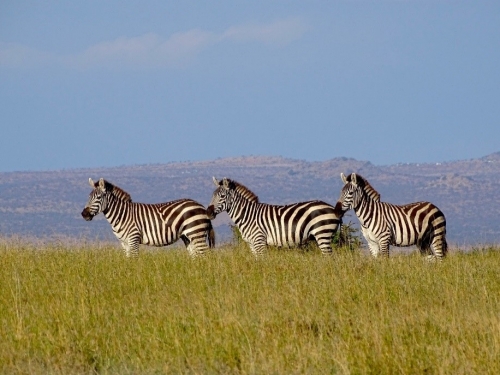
1,241,499,374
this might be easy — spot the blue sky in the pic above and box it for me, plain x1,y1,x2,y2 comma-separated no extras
1,1,499,172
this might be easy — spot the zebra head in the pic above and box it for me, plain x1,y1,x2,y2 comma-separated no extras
337,172,364,213
206,177,234,219
81,178,111,221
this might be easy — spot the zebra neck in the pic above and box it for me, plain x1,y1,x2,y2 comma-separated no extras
353,196,373,226
103,197,129,228
227,196,256,226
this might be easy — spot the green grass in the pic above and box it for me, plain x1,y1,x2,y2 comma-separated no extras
1,239,499,374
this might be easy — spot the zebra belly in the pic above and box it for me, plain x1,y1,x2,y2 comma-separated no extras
141,228,176,246
266,235,299,248
390,238,414,247
390,229,415,247
143,238,176,247
264,221,305,248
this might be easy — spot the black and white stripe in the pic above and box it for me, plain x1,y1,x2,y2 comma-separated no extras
81,178,214,257
207,177,342,255
337,173,447,260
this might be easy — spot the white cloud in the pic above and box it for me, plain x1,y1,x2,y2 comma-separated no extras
222,17,308,46
0,42,55,68
0,17,307,70
67,30,217,69
72,33,162,67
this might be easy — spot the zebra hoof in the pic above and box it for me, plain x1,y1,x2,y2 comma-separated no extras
426,254,444,263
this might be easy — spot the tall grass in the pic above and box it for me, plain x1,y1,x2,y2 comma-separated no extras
1,239,499,374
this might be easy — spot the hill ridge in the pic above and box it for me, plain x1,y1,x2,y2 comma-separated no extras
0,153,498,245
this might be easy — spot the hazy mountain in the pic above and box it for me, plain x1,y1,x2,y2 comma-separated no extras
1,153,499,246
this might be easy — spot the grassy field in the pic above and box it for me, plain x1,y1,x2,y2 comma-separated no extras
1,239,499,374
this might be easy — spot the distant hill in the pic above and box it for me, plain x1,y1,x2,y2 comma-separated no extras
1,153,499,246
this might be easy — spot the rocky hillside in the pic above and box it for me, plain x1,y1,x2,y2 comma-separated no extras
1,153,499,246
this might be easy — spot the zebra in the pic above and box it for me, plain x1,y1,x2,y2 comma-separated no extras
336,172,447,260
206,177,343,256
81,178,215,257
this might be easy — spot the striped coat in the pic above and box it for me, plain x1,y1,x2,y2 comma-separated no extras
207,177,342,255
337,173,447,260
82,178,214,257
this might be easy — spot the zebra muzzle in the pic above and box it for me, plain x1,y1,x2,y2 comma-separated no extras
81,208,94,221
206,205,216,220
333,201,347,216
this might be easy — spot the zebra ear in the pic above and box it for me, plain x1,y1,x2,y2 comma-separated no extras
98,178,106,192
89,178,95,187
340,173,347,185
222,178,230,189
212,176,219,186
351,173,357,186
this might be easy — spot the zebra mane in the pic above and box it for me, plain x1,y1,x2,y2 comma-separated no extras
96,179,133,203
347,174,381,202
224,179,259,203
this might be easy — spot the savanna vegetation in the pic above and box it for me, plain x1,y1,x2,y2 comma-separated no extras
1,235,499,374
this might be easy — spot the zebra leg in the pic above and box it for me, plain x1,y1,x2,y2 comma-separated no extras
120,238,139,258
364,235,381,258
377,232,391,258
124,237,140,258
418,230,446,262
249,235,267,257
119,240,129,255
180,235,195,257
429,234,448,262
367,241,381,257
379,241,390,258
208,226,216,248
417,244,435,261
180,235,190,247
186,234,209,257
417,232,435,261
423,249,438,262
314,235,333,255
361,227,381,257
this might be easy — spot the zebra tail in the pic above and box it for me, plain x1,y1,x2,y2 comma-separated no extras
208,223,216,248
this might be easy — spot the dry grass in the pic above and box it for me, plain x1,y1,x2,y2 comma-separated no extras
1,239,499,374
